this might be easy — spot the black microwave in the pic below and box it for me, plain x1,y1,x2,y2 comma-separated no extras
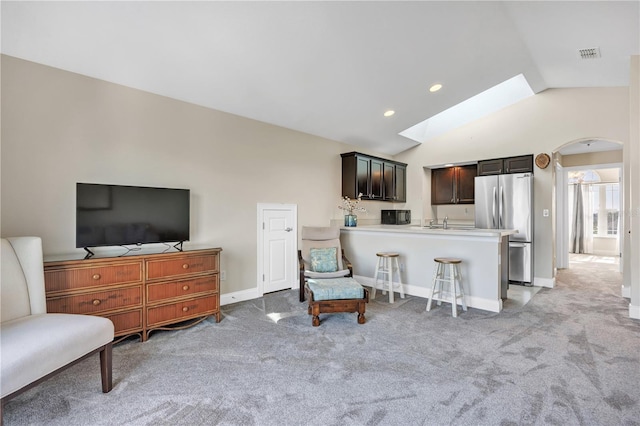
381,210,411,225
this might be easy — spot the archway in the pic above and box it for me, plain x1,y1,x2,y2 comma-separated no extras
552,138,624,279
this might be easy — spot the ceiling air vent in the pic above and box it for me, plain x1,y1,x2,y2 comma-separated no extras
578,47,601,59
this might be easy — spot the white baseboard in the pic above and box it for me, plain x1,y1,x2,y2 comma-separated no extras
534,276,555,288
353,274,502,313
220,288,261,306
622,285,631,299
630,303,640,320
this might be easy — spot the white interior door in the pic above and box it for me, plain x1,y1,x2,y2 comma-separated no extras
258,204,297,295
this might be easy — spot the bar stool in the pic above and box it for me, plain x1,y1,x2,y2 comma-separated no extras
372,252,404,303
426,257,467,317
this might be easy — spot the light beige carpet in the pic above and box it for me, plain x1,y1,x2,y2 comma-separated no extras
3,263,638,425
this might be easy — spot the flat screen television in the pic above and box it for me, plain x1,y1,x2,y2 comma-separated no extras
76,183,190,252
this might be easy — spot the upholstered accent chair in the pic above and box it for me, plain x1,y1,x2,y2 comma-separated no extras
298,226,353,302
1,237,114,422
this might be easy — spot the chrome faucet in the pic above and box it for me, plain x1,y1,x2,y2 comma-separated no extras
443,216,448,229
429,219,435,228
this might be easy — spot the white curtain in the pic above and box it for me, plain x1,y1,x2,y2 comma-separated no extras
569,182,594,254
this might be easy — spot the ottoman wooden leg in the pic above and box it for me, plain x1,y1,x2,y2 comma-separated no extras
311,304,321,326
357,301,366,324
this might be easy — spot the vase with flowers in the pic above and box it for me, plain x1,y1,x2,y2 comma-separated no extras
338,193,366,227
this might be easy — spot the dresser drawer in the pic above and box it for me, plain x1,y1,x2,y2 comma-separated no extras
45,261,143,293
146,294,218,327
104,309,143,336
147,275,219,304
146,254,218,281
46,286,143,315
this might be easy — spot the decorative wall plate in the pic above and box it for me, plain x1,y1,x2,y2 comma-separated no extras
535,153,550,169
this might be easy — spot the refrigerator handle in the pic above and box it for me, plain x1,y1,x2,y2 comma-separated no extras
499,186,504,228
492,187,497,228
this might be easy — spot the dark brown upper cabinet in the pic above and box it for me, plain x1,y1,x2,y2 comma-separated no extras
477,155,533,176
383,162,407,202
431,164,477,205
342,152,407,202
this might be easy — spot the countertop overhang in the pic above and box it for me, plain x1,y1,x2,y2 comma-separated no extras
340,224,517,238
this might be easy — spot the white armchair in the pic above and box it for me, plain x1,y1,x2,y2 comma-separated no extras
1,237,114,422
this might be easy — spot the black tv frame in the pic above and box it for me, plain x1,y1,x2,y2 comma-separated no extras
76,183,190,257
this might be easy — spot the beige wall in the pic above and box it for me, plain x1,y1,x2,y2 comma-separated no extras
2,54,637,310
561,150,623,168
0,55,391,294
395,86,630,285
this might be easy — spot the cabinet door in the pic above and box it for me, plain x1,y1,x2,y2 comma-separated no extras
394,164,406,202
456,165,477,204
383,162,396,201
369,158,384,199
504,155,533,174
477,159,504,176
342,152,406,201
355,156,371,198
431,168,455,205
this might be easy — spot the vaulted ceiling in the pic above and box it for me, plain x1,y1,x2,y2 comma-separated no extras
2,1,638,155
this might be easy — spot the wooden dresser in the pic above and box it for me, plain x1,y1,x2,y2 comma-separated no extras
44,247,222,341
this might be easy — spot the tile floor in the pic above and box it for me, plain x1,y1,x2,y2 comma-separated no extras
569,252,620,269
506,283,542,308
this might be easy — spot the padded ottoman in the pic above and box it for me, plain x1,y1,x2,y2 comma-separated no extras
305,277,369,326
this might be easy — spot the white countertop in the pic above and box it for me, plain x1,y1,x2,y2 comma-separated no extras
340,224,517,238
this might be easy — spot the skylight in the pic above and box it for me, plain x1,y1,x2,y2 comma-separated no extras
399,74,534,144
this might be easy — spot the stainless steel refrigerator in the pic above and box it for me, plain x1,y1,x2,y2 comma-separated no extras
475,172,533,284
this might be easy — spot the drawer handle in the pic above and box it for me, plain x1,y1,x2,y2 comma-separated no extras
182,264,189,269
92,299,101,306
182,285,190,291
182,306,189,312
92,274,101,280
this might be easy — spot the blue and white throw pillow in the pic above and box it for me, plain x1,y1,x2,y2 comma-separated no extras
310,247,338,273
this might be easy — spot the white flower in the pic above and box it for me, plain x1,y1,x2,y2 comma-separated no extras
338,193,366,215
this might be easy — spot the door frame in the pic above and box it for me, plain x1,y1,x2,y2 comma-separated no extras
556,161,568,269
557,162,623,272
257,203,298,296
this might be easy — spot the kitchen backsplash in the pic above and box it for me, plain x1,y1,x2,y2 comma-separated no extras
429,204,476,222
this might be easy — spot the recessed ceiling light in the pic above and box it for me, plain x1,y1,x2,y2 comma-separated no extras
429,83,443,93
384,110,395,117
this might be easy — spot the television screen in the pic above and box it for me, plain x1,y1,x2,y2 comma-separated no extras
76,183,190,249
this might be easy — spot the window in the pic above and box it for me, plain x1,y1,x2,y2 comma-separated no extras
605,184,619,235
591,183,619,236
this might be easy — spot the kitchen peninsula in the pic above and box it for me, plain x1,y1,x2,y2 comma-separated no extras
340,225,516,313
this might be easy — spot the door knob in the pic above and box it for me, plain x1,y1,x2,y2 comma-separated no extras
284,227,293,232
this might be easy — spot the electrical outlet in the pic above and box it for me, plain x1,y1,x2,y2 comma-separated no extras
220,271,226,281
543,209,549,217
399,263,405,272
